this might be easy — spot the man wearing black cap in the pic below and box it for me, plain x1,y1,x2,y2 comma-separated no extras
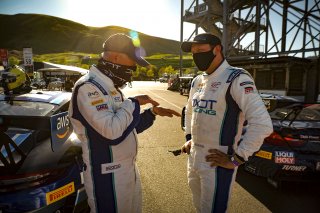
180,33,273,212
69,33,180,213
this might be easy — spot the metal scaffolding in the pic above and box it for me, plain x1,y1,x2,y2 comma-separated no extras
180,0,320,101
181,0,320,59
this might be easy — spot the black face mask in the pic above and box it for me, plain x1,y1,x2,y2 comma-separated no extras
192,49,216,71
96,58,136,87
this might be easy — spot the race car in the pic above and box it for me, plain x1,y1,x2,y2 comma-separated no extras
0,89,88,212
244,94,320,188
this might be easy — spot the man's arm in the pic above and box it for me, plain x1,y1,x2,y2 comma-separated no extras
205,73,273,169
231,74,273,161
77,83,140,143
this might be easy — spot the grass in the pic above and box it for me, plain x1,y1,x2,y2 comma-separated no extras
32,52,194,70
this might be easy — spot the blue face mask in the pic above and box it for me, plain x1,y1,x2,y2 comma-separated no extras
192,49,216,71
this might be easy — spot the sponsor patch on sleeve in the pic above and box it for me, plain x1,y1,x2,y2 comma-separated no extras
244,87,254,94
91,99,104,106
240,81,254,86
96,103,109,111
87,90,101,99
114,96,122,102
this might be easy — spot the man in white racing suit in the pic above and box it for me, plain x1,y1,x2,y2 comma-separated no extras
180,33,273,213
69,33,180,213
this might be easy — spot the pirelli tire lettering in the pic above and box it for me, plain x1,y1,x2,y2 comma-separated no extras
46,182,75,205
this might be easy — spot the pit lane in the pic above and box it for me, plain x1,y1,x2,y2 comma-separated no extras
122,81,320,213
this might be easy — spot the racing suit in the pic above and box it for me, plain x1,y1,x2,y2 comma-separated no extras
185,60,273,213
69,66,156,213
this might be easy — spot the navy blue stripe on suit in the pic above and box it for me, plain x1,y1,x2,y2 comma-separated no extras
212,167,234,213
220,84,241,146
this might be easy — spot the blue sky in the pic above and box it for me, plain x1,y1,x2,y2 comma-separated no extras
0,0,198,41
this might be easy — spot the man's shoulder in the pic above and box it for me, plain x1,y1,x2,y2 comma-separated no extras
226,66,251,83
190,75,203,88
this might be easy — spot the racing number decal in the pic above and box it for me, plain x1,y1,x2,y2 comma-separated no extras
46,182,75,205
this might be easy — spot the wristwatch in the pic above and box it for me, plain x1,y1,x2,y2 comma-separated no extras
230,154,245,167
230,156,241,167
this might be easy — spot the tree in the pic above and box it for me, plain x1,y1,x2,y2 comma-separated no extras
8,56,20,66
164,65,176,76
146,69,154,78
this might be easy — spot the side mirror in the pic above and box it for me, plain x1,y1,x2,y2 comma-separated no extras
181,106,186,131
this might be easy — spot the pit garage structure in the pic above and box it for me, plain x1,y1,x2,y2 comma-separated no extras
180,0,320,102
31,61,88,82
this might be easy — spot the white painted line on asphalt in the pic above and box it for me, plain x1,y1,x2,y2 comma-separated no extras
146,89,183,110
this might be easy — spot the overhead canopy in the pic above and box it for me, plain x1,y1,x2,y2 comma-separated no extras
36,62,88,75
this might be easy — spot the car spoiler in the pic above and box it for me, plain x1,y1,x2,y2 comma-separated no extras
0,111,73,152
0,112,73,172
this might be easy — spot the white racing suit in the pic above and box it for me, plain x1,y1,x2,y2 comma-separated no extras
69,66,156,213
185,60,273,213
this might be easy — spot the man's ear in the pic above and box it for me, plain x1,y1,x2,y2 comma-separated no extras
214,45,221,55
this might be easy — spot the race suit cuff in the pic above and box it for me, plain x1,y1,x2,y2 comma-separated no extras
149,107,157,116
185,134,191,142
234,153,245,163
145,108,156,119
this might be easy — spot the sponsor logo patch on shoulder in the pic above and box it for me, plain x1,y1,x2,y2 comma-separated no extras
211,82,221,88
46,182,75,205
240,81,254,86
114,96,122,102
87,90,100,99
244,87,254,94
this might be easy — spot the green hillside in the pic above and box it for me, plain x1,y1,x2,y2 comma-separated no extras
0,14,182,55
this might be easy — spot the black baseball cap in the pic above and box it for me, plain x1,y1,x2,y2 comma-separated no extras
181,33,221,52
103,33,150,66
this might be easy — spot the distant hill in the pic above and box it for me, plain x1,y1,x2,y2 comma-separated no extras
0,14,181,55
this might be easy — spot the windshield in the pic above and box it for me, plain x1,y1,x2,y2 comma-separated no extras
0,101,55,116
269,104,320,121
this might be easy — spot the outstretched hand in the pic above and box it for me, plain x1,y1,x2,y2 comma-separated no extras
153,106,181,117
134,95,159,106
